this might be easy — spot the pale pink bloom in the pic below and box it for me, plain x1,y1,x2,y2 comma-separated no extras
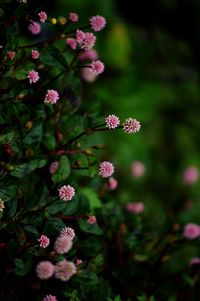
123,118,141,134
38,11,47,23
69,12,79,22
190,258,200,266
105,114,120,129
183,223,200,239
66,38,77,50
108,177,118,190
38,235,50,248
87,216,96,224
42,295,58,301
44,90,59,104
49,161,59,175
28,21,41,35
90,15,106,32
75,259,83,265
183,166,199,185
36,261,54,279
28,70,39,84
7,51,16,60
58,185,75,201
76,30,86,44
126,202,144,214
131,161,145,178
91,60,104,75
31,49,40,59
79,50,98,61
54,235,73,254
54,259,77,281
99,161,114,178
81,68,97,83
60,227,75,240
76,31,96,50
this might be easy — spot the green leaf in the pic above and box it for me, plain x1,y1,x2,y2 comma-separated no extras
52,156,71,183
48,201,66,215
11,158,47,178
88,254,104,273
0,177,17,201
15,69,27,80
23,225,39,238
81,188,102,209
14,257,33,276
0,130,15,144
78,219,102,235
23,123,43,146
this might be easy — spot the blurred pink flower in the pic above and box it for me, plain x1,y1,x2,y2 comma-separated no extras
31,49,40,59
49,161,59,175
54,259,77,281
42,295,58,301
66,38,77,50
28,70,39,84
58,185,75,201
99,161,114,178
105,114,120,129
44,90,59,104
91,60,104,75
123,118,141,134
7,51,15,60
108,177,118,190
38,235,50,248
87,216,96,224
90,15,106,32
81,68,97,82
60,227,75,240
69,12,79,22
76,30,86,43
131,161,145,178
190,257,200,266
183,166,199,185
75,259,83,265
79,50,98,61
36,261,54,279
183,223,200,239
126,202,144,214
38,11,47,23
54,235,73,254
28,21,41,35
81,33,96,50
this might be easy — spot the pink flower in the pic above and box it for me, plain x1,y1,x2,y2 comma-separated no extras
105,114,120,129
190,258,200,266
76,31,96,50
38,11,47,23
42,295,58,301
58,185,75,201
131,161,145,178
183,223,200,239
75,259,83,265
28,70,39,84
60,227,75,240
54,235,73,254
31,49,40,59
183,166,199,185
66,38,77,50
91,60,104,75
87,216,96,224
126,202,144,214
108,177,118,190
123,118,141,134
79,50,98,61
90,15,106,32
36,261,54,279
54,259,77,281
7,51,16,60
69,12,79,22
49,161,59,175
76,30,86,44
81,68,97,83
44,90,59,104
28,21,41,35
99,161,114,178
38,235,50,248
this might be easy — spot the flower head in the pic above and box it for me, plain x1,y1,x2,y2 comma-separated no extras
183,223,200,239
123,118,141,134
76,30,96,50
99,161,114,178
76,30,86,43
38,235,50,248
54,259,77,281
81,68,97,83
90,15,106,32
60,227,75,240
69,12,79,22
42,295,58,301
91,60,104,75
79,50,98,61
7,51,16,60
54,235,73,254
66,38,77,50
108,177,118,190
131,161,145,178
49,161,59,175
28,70,39,84
38,11,47,23
28,21,41,35
75,259,83,265
87,216,96,224
44,90,59,104
36,261,54,279
31,49,40,59
58,185,75,201
190,258,200,266
126,202,144,214
183,166,199,185
105,114,120,129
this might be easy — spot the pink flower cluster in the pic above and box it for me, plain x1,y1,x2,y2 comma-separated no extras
44,90,59,104
7,51,16,60
28,70,39,84
126,202,144,214
66,38,77,50
31,49,40,59
105,114,120,129
54,235,73,254
131,161,145,178
60,227,75,240
91,60,104,75
76,30,96,50
90,15,106,32
107,177,118,190
36,261,54,279
183,223,200,239
49,161,59,175
123,118,141,134
38,11,47,23
28,21,41,35
99,161,114,178
38,235,50,248
54,259,77,281
79,50,98,61
183,166,199,185
87,216,96,224
69,12,79,22
42,295,58,301
58,185,75,201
